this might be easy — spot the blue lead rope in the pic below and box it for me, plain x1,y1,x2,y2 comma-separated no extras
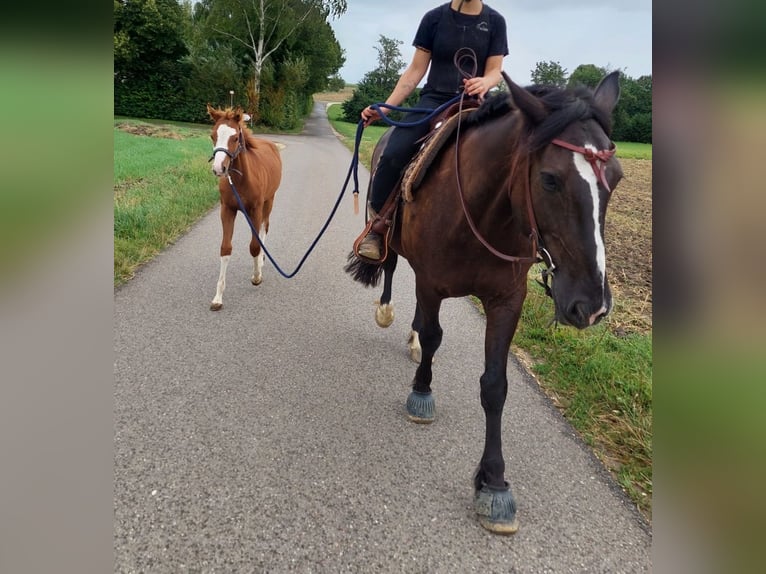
225,94,463,279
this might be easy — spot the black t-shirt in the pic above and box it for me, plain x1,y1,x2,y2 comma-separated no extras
413,2,509,96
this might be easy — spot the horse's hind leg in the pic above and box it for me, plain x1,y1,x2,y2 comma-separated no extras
211,205,237,311
375,252,397,328
473,296,523,535
407,301,424,363
405,287,442,423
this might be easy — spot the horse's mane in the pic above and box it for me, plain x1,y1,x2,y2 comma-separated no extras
464,84,613,152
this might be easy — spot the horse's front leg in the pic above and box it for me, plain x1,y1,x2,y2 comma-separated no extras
473,295,524,534
211,205,236,311
248,206,265,286
405,287,442,423
375,252,397,328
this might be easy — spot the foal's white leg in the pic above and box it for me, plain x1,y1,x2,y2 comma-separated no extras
251,225,266,286
210,255,231,311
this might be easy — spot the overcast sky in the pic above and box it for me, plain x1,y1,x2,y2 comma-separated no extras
329,0,652,86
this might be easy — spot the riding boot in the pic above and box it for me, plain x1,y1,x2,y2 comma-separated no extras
357,233,383,260
354,192,400,262
357,204,383,260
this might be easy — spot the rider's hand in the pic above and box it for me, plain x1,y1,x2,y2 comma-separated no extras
462,76,491,99
361,105,385,127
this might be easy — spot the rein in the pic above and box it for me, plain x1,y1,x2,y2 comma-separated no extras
223,169,350,279
450,69,617,279
212,121,360,279
450,66,542,265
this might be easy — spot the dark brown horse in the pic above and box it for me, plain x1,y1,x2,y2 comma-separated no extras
206,104,282,311
346,72,622,534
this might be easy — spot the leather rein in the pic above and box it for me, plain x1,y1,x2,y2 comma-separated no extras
451,68,616,271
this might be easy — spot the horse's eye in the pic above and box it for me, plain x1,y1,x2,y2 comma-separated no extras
540,171,560,192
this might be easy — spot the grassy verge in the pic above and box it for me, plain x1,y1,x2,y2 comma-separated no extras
326,105,653,520
513,277,652,511
114,120,218,285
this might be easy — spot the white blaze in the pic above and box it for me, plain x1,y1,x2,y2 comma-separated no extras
212,124,237,175
571,146,607,284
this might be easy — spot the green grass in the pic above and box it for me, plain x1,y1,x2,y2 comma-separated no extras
513,277,652,513
114,120,218,285
613,141,652,160
327,103,388,168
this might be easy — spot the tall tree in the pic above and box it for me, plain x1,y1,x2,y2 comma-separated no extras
341,34,412,123
530,60,567,88
567,64,607,89
114,0,191,119
206,0,347,114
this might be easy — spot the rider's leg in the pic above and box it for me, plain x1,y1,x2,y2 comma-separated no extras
358,108,435,260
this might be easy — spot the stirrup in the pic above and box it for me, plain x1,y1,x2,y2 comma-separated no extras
357,232,382,260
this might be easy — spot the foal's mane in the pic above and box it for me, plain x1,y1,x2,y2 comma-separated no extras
217,107,262,150
464,84,613,152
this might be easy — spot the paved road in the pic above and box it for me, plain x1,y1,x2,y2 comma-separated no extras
114,102,651,573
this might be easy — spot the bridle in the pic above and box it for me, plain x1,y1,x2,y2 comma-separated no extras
451,89,617,289
551,139,617,193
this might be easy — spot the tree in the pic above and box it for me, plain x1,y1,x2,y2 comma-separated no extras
206,0,347,116
567,64,607,89
341,34,415,123
530,60,567,88
114,0,192,119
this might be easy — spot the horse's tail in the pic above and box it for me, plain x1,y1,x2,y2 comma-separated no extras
344,252,384,287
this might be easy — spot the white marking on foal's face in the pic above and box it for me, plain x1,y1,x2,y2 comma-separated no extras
571,144,607,284
212,124,237,175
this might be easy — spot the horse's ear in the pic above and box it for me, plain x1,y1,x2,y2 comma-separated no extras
232,107,243,123
593,71,621,116
206,103,218,120
503,71,546,125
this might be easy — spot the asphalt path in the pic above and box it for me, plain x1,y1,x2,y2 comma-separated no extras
114,101,651,572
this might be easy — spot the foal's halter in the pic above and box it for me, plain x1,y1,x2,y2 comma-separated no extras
208,125,246,167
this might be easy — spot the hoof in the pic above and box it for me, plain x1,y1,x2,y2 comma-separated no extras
375,301,394,328
210,302,223,311
406,390,435,424
251,276,262,286
474,482,519,535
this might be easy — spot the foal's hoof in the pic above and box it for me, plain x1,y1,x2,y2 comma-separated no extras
375,301,394,328
210,302,223,311
251,275,262,286
406,390,435,424
474,482,519,535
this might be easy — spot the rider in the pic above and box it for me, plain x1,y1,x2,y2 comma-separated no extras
356,0,508,260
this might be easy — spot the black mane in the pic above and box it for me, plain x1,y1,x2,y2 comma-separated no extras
464,83,613,152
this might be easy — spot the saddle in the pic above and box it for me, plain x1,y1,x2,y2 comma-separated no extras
401,100,480,202
353,99,480,263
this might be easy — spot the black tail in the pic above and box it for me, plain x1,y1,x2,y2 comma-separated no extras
344,251,384,287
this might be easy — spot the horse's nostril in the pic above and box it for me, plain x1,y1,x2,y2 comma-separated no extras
566,301,591,328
